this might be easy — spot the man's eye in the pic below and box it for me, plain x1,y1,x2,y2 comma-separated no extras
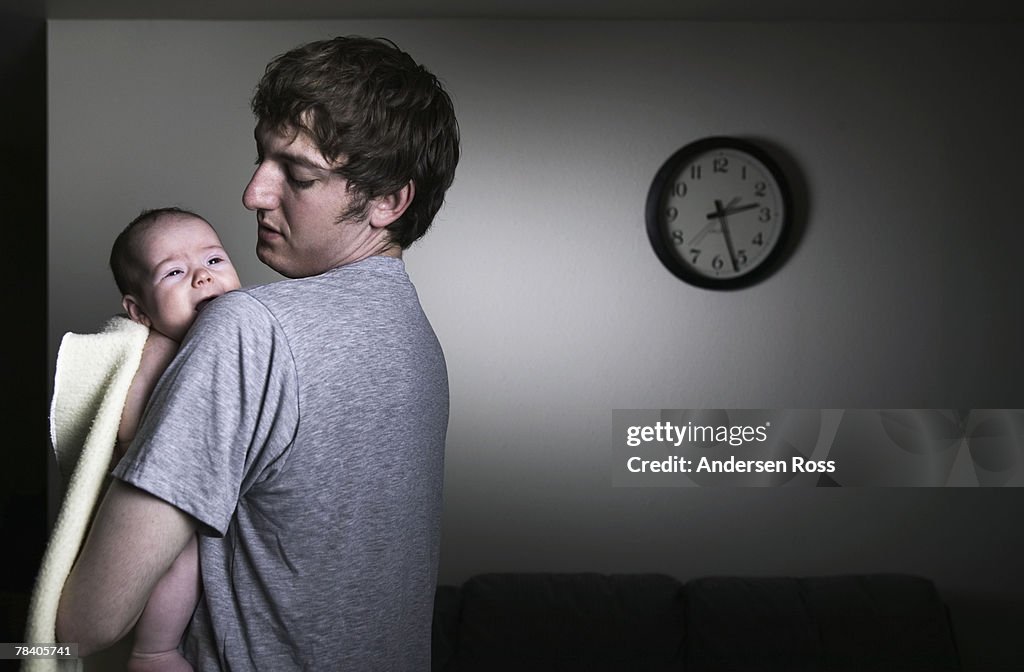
286,170,316,190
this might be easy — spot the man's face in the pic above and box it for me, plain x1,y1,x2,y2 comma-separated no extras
242,122,391,278
128,214,242,342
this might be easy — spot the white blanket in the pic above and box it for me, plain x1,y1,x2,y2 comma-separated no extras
24,315,149,672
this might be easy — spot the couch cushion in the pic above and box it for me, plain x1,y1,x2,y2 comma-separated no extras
445,572,685,672
685,574,960,671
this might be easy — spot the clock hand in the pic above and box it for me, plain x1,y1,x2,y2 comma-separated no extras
723,202,760,217
714,200,740,273
706,200,760,219
689,220,717,248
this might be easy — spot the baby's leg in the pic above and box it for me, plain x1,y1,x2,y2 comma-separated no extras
127,535,201,672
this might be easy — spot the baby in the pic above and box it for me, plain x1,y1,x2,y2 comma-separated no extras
109,206,241,672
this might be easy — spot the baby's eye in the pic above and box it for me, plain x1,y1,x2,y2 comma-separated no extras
165,269,183,278
208,256,225,265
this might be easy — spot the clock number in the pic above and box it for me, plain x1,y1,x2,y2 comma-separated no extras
737,250,748,267
713,157,728,173
752,232,764,246
690,164,702,180
673,182,687,198
754,181,767,197
712,255,724,271
665,206,678,223
690,249,701,263
759,207,771,222
741,165,748,180
671,230,684,245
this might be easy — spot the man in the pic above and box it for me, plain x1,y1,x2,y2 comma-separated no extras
57,35,460,670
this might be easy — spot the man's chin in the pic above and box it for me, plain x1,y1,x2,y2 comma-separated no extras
256,243,276,269
256,245,299,278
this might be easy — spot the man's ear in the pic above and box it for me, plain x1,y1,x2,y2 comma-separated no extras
368,180,415,229
122,295,152,328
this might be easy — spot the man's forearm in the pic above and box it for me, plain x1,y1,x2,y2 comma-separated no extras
56,479,198,655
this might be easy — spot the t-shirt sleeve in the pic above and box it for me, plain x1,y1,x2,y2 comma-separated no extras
112,290,299,536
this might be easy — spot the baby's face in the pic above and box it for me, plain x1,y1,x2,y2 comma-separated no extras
130,214,242,341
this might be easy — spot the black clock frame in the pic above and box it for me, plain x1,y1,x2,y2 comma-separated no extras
645,136,793,290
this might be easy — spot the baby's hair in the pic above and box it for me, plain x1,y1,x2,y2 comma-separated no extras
110,206,207,296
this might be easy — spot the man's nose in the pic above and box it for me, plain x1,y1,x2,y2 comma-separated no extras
243,163,279,211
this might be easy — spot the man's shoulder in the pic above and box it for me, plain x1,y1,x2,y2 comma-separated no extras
188,280,321,338
186,287,285,339
203,280,308,316
198,287,267,319
177,288,299,365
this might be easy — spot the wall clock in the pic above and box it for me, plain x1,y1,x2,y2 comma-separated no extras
645,136,792,289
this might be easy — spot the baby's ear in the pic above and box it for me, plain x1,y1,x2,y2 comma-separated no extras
122,295,152,328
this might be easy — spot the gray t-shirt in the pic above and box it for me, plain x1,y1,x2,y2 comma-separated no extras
114,256,449,671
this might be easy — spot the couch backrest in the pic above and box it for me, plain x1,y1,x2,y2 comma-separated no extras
432,572,961,672
433,572,686,671
684,574,961,671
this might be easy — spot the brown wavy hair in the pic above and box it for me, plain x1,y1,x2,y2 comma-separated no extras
251,36,460,249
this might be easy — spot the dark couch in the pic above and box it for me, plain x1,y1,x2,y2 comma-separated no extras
432,573,960,671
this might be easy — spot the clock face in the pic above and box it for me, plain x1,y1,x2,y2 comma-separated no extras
646,137,791,289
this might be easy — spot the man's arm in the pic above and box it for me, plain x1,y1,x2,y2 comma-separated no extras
56,479,198,656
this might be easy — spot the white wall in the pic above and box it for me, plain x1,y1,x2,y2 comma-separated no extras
49,20,1023,669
